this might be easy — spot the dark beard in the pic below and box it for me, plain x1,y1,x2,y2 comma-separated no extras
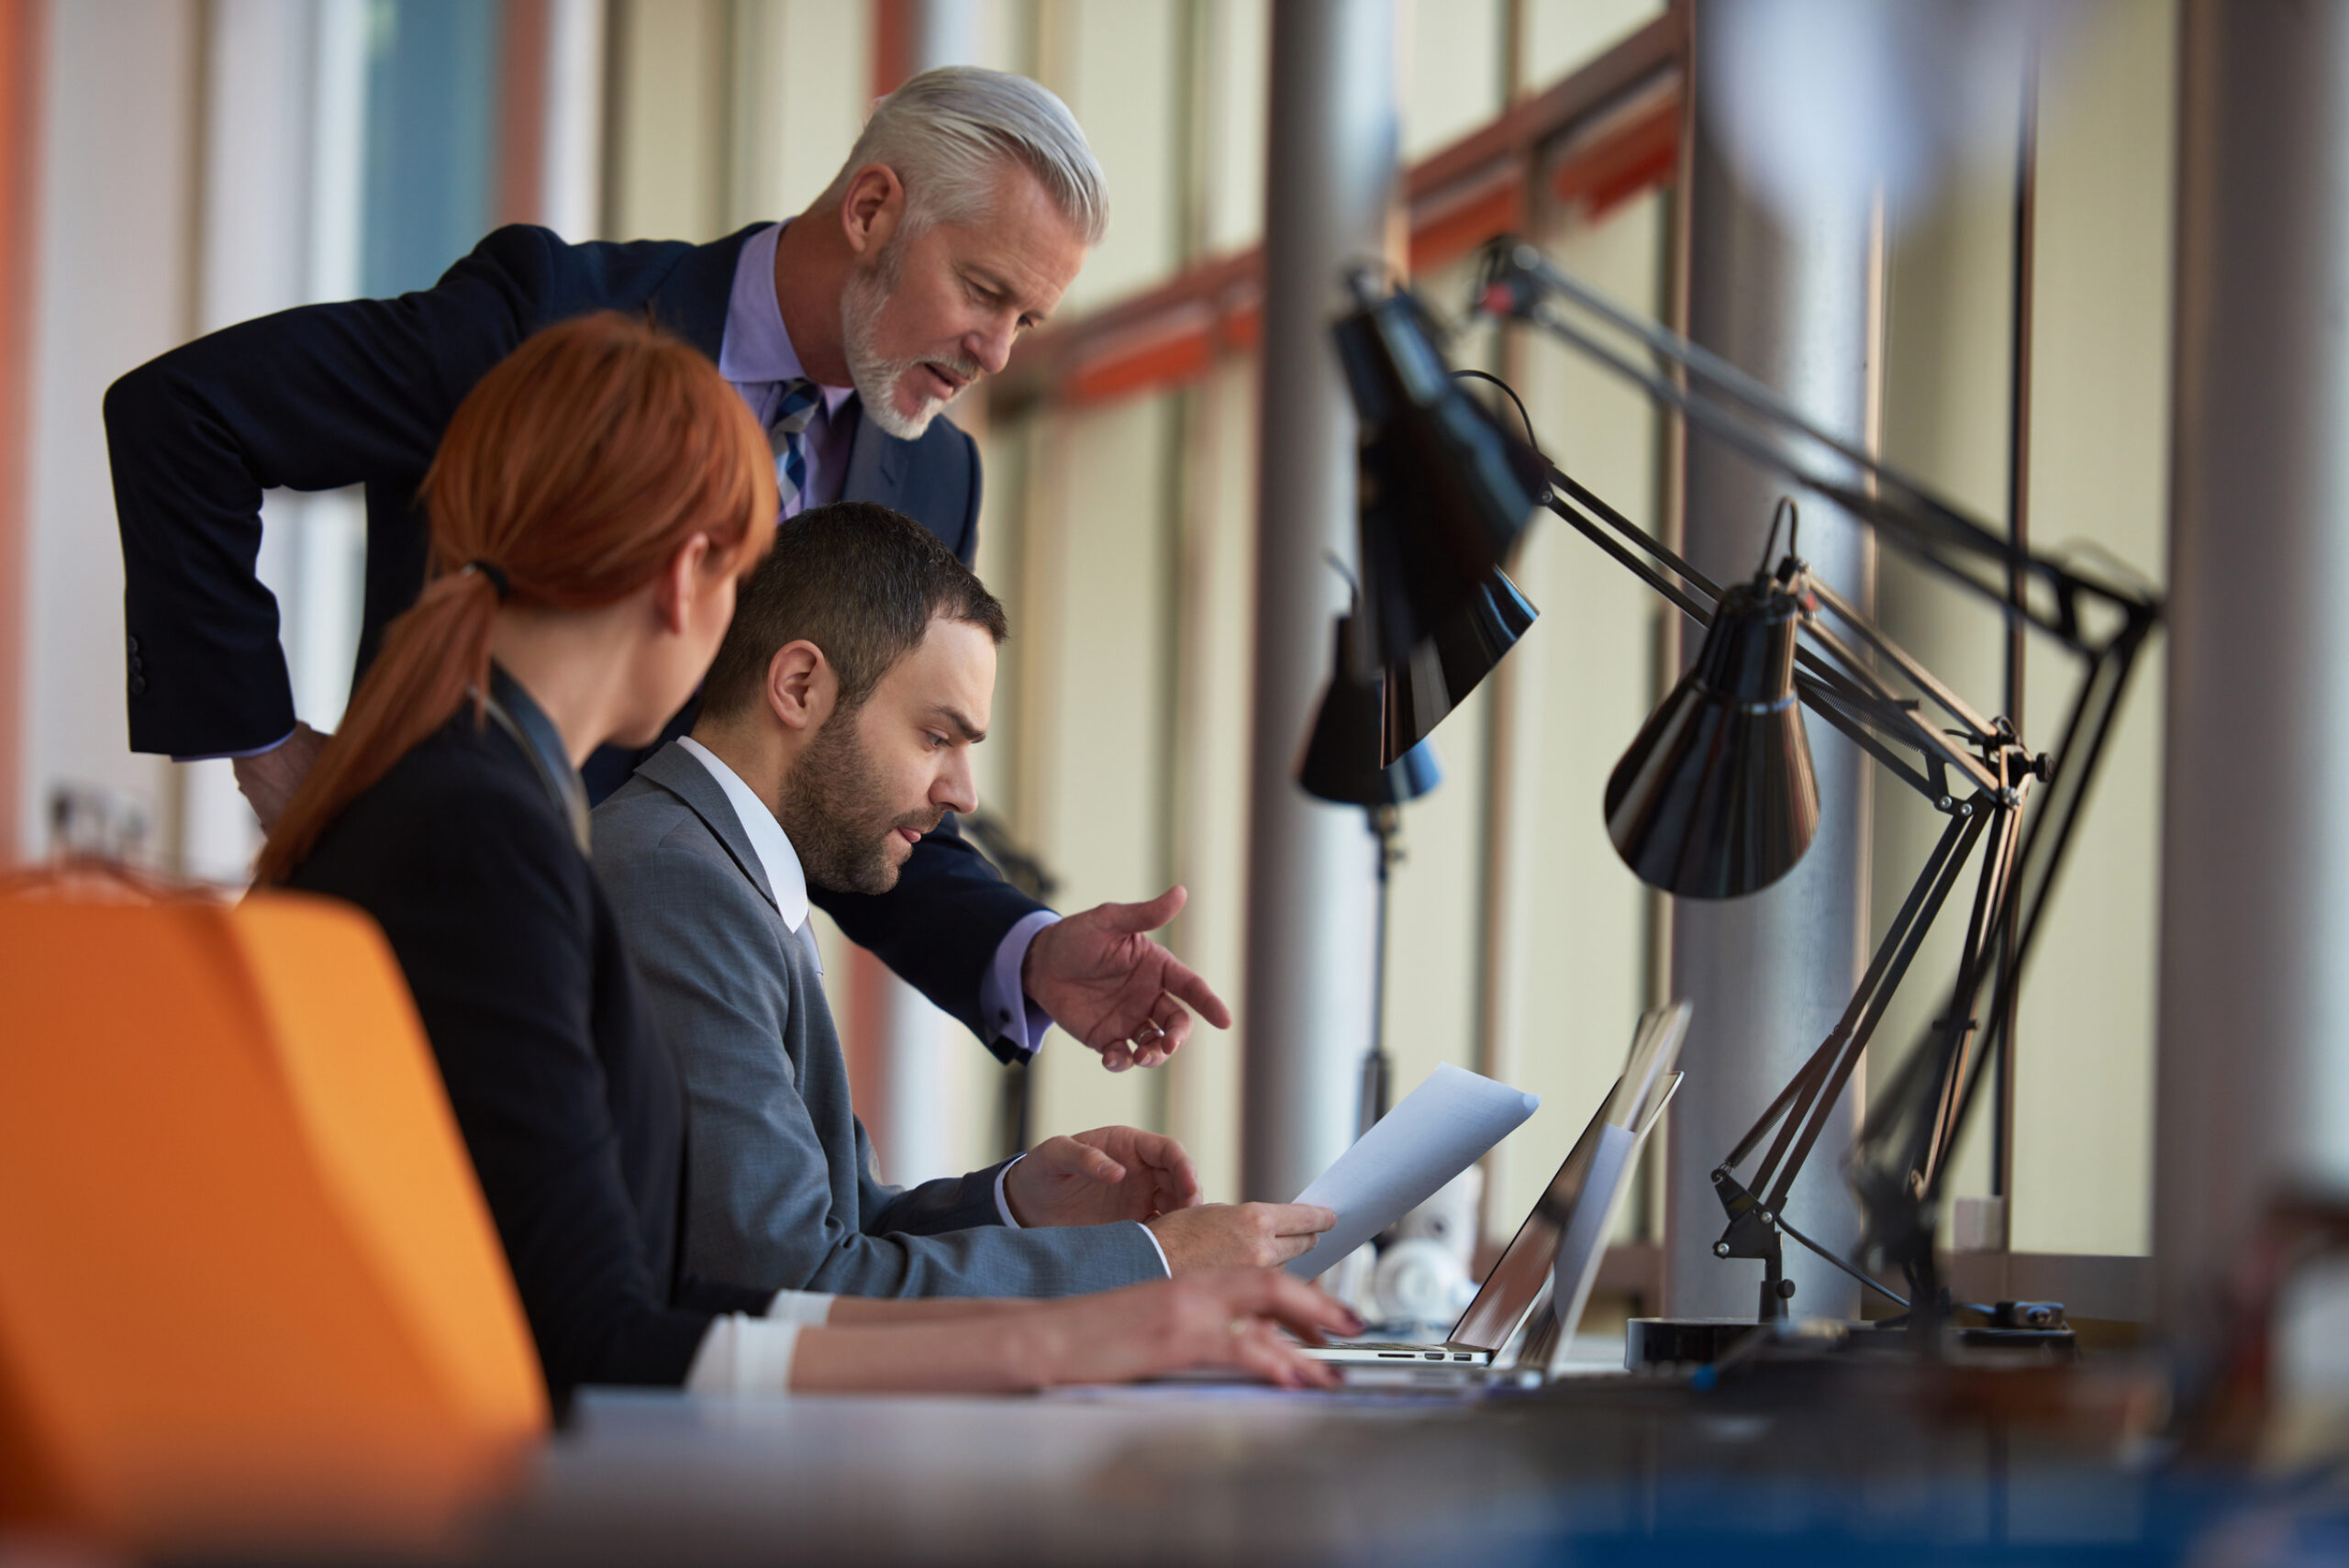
779,710,937,895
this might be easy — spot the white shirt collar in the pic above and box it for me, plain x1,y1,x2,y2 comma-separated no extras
676,736,810,934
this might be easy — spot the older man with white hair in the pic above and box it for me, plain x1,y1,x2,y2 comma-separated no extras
106,67,1216,1073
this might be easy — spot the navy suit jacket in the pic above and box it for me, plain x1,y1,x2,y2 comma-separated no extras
104,223,1043,1046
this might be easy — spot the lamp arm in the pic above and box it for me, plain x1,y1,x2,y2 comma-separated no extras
1715,801,1985,1249
1544,474,2007,810
1872,620,2155,1207
1541,488,1720,629
1493,245,1937,531
1923,807,2031,1190
1798,623,2005,798
1847,622,2154,1318
1747,806,1993,1213
1806,576,2003,748
1793,678,1947,805
1480,245,2159,652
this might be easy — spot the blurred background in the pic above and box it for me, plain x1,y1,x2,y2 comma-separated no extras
0,0,2171,1295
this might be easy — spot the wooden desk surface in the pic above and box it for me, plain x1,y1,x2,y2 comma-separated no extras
434,1358,2279,1568
497,1379,1520,1566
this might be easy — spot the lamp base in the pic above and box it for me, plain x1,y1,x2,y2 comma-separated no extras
1623,1317,1768,1369
1624,1316,1914,1368
1624,1315,2076,1370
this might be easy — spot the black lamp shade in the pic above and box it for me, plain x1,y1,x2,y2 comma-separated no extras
1603,576,1818,898
1300,616,1444,807
1379,568,1538,766
1334,289,1545,673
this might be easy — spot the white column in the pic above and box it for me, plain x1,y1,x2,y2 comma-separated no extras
1239,0,1395,1204
20,1,204,866
174,0,316,884
170,0,375,884
541,0,607,241
2156,1,2349,1334
1661,0,1879,1322
858,1,989,1187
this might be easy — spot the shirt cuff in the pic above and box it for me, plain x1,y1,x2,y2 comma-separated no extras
1136,1221,1172,1277
979,909,1062,1057
767,1289,836,1326
685,1314,805,1396
172,727,296,764
995,1155,1167,1274
994,1153,1026,1228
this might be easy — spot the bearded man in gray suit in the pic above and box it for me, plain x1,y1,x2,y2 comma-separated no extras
594,503,1335,1300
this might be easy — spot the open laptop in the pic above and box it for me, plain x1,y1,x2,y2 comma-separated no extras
1302,1004,1689,1370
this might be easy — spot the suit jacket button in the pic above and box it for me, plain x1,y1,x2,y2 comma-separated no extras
128,675,147,695
126,635,139,655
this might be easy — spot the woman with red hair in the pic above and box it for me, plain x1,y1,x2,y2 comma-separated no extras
265,313,1353,1404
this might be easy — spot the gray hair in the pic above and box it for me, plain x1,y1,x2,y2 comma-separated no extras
817,66,1107,246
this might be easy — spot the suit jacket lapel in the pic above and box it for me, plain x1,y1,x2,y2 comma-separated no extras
649,223,767,363
841,403,907,506
635,740,781,917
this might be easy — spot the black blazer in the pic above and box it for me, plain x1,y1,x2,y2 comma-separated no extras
284,703,773,1405
106,224,1043,1046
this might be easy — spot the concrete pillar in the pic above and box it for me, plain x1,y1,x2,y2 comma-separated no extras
2156,1,2349,1334
1240,0,1395,1203
1662,0,1879,1321
851,1,990,1185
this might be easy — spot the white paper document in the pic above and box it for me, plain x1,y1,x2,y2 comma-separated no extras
1287,1062,1539,1279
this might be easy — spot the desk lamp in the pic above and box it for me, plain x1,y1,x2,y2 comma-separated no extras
1326,241,2163,1346
1332,281,1544,682
1606,501,1819,899
1301,610,1443,1135
1381,566,1539,767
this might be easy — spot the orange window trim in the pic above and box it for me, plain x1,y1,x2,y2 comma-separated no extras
997,11,1687,414
495,0,550,228
0,0,44,869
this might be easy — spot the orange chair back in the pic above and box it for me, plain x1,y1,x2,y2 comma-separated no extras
0,880,546,1551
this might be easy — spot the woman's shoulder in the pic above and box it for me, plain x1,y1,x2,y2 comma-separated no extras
301,713,583,885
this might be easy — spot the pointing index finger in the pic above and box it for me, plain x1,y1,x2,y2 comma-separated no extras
1162,960,1232,1030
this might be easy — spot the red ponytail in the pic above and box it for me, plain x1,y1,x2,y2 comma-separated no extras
258,313,776,882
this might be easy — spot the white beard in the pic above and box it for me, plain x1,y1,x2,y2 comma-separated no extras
841,250,976,441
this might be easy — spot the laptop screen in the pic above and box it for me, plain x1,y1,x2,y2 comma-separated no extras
1446,1091,1620,1351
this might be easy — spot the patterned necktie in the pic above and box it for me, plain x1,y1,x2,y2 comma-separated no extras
768,378,821,516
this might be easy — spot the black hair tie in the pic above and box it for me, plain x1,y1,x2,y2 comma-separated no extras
467,560,512,600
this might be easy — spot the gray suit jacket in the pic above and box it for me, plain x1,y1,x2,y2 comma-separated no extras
591,740,1167,1298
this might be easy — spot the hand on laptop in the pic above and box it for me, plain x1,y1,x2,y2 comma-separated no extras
1021,885,1233,1072
1003,1126,1203,1227
1145,1201,1337,1273
1009,1268,1364,1390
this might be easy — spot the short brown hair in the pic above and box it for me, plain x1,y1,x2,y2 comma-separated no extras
700,501,1008,720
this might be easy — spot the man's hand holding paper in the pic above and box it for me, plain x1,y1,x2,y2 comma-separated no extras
1286,1063,1540,1278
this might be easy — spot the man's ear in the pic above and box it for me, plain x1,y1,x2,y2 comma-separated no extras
763,639,836,733
838,163,905,259
654,533,715,634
